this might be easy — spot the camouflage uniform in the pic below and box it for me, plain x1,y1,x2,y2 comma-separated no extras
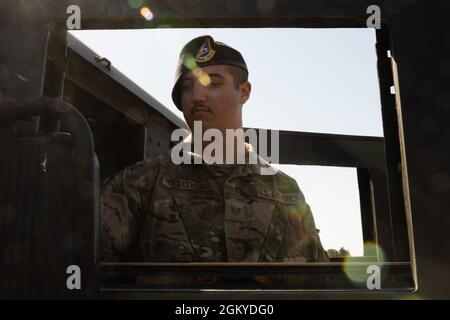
101,150,328,263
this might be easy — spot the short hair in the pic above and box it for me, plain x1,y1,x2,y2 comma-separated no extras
225,65,248,90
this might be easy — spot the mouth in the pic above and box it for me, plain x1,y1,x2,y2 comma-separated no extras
192,107,211,115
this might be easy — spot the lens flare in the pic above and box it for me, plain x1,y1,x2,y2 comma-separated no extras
193,68,211,86
343,242,388,285
182,56,210,86
140,6,154,21
199,74,211,86
183,54,197,70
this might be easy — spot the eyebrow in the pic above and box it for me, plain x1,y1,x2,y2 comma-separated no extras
207,73,226,79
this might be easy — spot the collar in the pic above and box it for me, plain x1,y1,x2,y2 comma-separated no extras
170,133,277,178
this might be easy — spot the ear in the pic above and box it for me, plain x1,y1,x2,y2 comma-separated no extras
239,81,252,105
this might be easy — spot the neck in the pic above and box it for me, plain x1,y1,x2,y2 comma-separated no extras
202,134,246,165
190,125,246,164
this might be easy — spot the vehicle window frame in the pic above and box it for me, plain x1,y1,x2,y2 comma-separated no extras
41,16,416,293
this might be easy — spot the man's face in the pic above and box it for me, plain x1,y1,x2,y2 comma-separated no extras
180,64,250,133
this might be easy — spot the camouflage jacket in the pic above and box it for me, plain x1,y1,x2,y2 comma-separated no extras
101,151,328,262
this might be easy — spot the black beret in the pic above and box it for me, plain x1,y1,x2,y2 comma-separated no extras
171,35,248,111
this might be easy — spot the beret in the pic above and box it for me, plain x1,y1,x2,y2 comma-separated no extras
171,35,248,110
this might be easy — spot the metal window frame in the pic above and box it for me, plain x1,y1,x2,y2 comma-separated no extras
41,16,416,294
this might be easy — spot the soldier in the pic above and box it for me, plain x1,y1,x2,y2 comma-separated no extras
101,35,328,263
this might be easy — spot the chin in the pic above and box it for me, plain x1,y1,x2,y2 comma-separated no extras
187,119,213,132
192,117,212,127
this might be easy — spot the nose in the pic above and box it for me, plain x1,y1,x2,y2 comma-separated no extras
192,81,208,104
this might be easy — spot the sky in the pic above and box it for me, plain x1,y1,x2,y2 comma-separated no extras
70,27,383,256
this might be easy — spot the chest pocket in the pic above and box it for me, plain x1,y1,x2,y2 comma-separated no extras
161,177,225,261
237,181,301,204
230,183,304,261
255,186,301,204
161,177,216,192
